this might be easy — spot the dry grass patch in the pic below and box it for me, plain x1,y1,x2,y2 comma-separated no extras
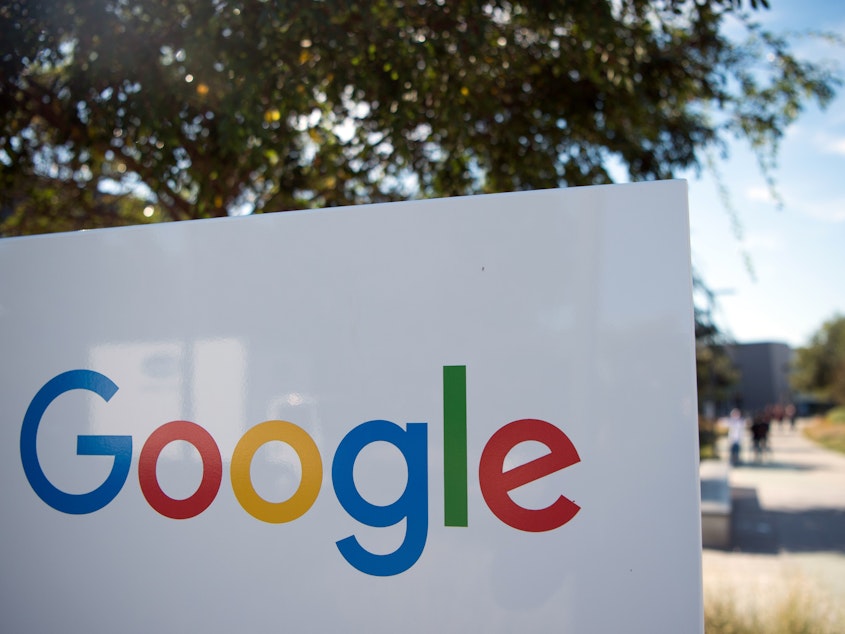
804,409,845,455
705,575,844,634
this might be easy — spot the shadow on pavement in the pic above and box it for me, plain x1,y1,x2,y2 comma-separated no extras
729,486,845,554
733,460,818,472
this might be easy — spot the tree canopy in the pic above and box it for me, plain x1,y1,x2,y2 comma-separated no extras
1,0,839,234
792,315,845,406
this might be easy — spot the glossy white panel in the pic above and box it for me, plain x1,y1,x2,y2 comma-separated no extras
0,182,702,632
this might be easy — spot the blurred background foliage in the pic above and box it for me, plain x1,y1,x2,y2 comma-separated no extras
1,0,838,234
792,315,845,406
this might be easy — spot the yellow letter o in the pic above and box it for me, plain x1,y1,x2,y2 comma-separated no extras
231,420,322,523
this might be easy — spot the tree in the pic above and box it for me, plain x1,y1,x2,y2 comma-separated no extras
693,272,739,416
1,0,839,235
792,315,845,406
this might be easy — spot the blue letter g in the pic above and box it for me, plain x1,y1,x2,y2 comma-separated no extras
20,370,131,514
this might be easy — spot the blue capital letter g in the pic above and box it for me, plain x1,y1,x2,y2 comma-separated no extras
20,370,131,514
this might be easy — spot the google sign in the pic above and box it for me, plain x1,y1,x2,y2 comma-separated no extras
2,183,703,632
20,366,581,577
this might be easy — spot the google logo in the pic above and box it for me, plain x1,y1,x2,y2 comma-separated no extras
20,366,581,576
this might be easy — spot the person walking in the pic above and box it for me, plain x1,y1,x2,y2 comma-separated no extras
727,408,747,466
751,407,773,463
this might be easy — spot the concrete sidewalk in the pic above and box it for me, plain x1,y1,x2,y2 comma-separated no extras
702,420,845,614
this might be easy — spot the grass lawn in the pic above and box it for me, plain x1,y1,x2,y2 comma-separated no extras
804,407,845,455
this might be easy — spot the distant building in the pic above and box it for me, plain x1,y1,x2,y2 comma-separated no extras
726,342,794,414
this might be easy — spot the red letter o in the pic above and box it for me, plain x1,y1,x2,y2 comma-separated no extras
139,421,222,519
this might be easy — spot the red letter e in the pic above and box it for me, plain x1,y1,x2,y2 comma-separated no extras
479,419,580,532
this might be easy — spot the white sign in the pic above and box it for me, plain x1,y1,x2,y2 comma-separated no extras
0,182,702,632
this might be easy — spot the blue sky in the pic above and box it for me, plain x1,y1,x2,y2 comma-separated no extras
685,0,845,348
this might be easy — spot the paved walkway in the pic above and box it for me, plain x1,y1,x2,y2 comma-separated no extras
702,420,845,616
